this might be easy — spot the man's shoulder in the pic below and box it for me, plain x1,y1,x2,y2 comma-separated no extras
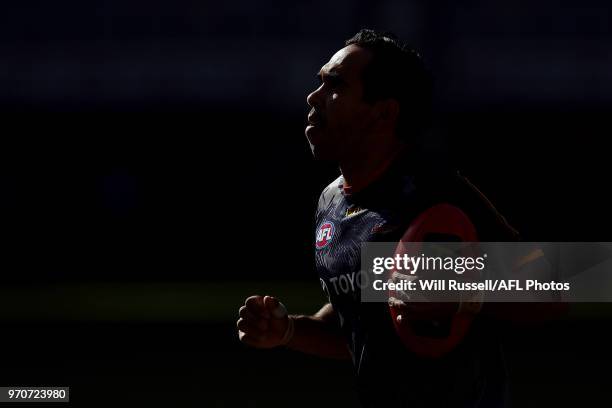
442,172,520,241
410,170,519,241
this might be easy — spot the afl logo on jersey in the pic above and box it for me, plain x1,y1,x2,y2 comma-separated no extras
316,221,335,249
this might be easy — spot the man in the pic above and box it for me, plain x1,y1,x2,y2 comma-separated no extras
237,29,519,407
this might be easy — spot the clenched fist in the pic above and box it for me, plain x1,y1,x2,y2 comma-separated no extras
237,295,294,348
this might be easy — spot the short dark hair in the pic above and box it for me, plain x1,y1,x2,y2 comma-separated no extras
345,29,433,142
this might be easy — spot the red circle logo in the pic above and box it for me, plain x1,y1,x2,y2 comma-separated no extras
316,221,335,249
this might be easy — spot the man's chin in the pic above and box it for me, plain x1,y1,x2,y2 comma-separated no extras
305,124,320,140
305,126,337,161
305,124,327,146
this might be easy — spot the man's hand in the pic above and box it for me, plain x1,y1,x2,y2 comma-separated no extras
237,295,291,348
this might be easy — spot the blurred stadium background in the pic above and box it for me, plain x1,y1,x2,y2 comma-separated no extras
1,0,612,406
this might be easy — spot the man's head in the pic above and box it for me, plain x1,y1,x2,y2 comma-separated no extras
305,29,432,162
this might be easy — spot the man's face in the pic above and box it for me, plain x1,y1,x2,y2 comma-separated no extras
305,44,376,161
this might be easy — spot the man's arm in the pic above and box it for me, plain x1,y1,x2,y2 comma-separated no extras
237,296,350,360
286,303,351,359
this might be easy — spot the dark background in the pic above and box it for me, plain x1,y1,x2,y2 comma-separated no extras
1,0,611,406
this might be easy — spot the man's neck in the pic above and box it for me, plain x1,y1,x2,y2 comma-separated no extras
340,144,405,195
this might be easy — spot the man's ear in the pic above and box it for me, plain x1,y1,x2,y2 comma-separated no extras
373,98,400,132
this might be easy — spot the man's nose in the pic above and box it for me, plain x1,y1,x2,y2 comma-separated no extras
306,85,322,108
